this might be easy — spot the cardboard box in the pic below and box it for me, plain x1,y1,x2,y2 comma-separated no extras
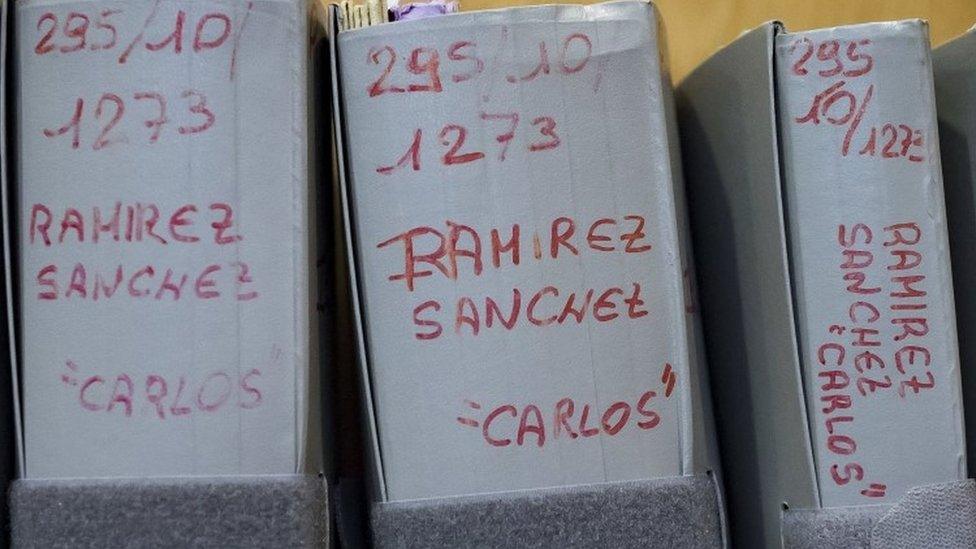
6,0,319,478
679,19,966,547
934,24,976,480
329,0,719,503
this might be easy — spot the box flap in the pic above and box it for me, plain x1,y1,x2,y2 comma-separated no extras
934,23,976,480
1,0,25,477
678,21,819,548
327,2,387,502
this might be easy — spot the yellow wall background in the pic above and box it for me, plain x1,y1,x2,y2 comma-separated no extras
461,0,976,82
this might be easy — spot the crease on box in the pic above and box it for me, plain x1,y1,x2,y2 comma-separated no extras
653,2,723,484
637,0,700,483
654,6,729,541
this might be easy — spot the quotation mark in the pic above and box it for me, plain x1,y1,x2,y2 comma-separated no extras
456,399,482,428
60,359,80,386
662,363,677,398
861,483,887,498
269,344,284,367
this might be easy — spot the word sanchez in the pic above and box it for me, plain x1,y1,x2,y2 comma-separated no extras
27,202,257,302
377,214,660,340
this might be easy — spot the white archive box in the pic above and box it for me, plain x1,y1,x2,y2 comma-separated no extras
679,19,974,549
329,2,724,546
327,2,724,543
4,0,321,479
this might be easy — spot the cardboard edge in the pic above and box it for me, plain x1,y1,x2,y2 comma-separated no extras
297,0,325,477
678,20,820,548
289,0,312,475
915,15,969,482
650,0,722,482
768,22,825,509
707,468,729,547
933,23,976,480
335,0,667,41
1,0,24,477
680,19,779,86
327,4,386,502
933,21,976,58
775,18,929,40
643,0,697,478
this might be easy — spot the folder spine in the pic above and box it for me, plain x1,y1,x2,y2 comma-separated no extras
774,20,966,508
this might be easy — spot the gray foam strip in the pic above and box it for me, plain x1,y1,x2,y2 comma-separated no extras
781,479,976,549
9,475,329,548
371,473,724,548
870,479,976,548
782,505,886,549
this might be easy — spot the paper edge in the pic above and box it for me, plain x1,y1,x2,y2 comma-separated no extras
1,0,25,477
328,2,387,502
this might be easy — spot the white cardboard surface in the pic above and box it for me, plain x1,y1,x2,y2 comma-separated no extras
15,0,311,478
775,21,966,507
336,1,707,501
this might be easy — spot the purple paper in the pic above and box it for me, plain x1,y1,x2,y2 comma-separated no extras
389,1,458,22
